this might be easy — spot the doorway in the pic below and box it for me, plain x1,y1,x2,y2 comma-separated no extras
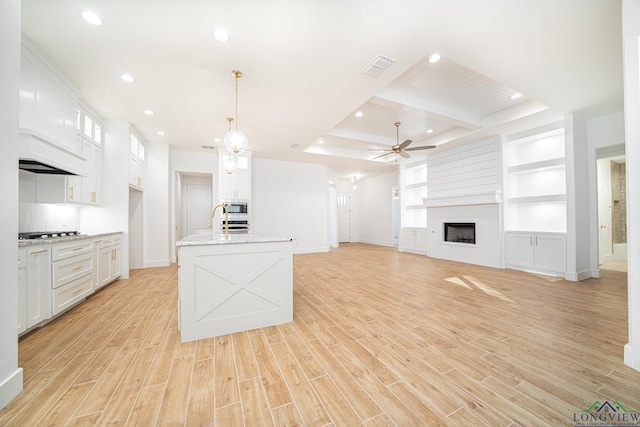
596,146,627,272
129,188,143,269
337,192,351,243
176,173,213,241
329,184,338,248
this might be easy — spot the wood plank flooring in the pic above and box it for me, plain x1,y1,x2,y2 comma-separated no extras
1,243,638,426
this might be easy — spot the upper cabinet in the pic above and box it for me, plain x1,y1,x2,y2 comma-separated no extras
35,107,103,205
219,151,251,199
129,132,145,191
503,122,567,232
19,39,85,175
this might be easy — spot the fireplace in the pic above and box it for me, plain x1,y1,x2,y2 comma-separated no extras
444,222,476,244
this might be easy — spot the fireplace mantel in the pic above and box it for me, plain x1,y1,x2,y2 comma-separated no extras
423,191,502,208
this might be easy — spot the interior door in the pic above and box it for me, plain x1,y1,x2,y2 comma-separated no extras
337,192,351,243
187,183,212,235
597,158,613,261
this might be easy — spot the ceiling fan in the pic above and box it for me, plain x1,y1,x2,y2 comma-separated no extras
371,122,435,159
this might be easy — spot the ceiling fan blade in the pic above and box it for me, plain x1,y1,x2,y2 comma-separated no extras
373,151,393,160
367,148,388,152
405,145,436,151
399,151,411,159
398,139,412,150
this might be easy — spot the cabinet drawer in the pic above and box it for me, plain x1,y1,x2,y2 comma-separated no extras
52,253,93,288
51,239,93,261
52,274,93,315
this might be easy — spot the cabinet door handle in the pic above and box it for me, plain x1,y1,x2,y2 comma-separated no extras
72,288,85,296
72,246,84,251
30,249,48,255
529,236,532,246
536,236,538,246
72,265,85,271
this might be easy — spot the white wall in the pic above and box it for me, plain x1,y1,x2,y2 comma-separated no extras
169,149,216,262
0,0,22,409
143,141,170,267
622,0,640,372
252,158,329,254
356,171,398,247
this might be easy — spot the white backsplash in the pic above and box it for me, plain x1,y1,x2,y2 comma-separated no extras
19,170,81,232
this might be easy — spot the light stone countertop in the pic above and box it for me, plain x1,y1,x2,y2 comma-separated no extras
18,231,123,247
176,232,295,247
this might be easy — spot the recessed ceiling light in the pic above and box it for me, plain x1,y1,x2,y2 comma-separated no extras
426,129,434,134
214,138,221,143
144,110,155,116
120,74,136,83
355,111,363,118
317,139,325,144
510,92,522,100
157,131,165,136
81,10,104,26
428,54,441,64
213,28,230,42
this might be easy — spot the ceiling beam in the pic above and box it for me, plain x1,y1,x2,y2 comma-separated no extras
325,128,395,146
374,88,484,130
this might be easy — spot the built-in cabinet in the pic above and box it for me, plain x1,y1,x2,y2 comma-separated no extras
219,151,251,199
34,107,103,205
399,227,428,255
51,239,94,315
398,157,428,253
504,123,566,232
18,234,122,335
17,249,26,334
23,245,52,331
96,234,122,289
505,231,567,276
129,132,145,190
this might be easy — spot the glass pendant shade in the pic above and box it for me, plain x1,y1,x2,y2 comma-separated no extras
223,129,248,154
223,155,235,174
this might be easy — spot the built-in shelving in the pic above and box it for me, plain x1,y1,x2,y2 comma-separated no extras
399,158,427,228
504,122,567,232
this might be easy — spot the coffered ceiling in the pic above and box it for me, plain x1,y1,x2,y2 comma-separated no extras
20,0,623,179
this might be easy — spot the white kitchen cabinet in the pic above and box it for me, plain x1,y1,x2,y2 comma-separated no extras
219,151,251,199
51,239,94,315
81,140,102,205
129,132,145,191
96,235,122,289
399,227,428,255
35,174,81,204
20,40,81,156
505,231,566,276
18,249,27,334
25,245,52,329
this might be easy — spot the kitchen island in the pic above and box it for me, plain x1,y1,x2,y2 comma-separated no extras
176,232,294,343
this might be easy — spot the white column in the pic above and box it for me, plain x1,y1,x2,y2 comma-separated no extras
0,0,23,409
623,0,640,372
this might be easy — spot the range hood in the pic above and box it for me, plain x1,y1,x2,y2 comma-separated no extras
19,130,87,176
19,159,77,175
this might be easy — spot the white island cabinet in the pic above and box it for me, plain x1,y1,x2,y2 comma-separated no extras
176,233,294,343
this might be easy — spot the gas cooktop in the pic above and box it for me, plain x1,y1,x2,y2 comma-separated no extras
19,231,81,240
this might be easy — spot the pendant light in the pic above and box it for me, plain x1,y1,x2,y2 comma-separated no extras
222,117,236,174
224,70,248,154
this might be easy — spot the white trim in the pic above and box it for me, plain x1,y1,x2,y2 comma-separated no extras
0,368,23,410
424,191,502,208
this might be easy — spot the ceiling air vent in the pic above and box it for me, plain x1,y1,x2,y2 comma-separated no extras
363,54,395,77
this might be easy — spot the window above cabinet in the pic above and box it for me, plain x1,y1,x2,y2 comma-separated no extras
76,107,103,146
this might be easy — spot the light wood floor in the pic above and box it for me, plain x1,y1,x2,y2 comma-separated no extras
1,243,638,426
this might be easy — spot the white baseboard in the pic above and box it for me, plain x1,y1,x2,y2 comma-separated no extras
0,367,23,410
144,259,171,268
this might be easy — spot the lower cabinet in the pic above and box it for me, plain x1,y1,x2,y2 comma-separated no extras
25,245,52,330
96,234,122,290
51,239,94,315
399,227,428,255
18,249,27,334
505,231,566,276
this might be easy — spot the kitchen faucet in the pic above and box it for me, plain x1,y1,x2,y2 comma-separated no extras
211,203,229,240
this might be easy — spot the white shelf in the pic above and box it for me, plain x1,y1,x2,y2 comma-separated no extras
406,181,428,189
507,157,565,174
508,194,566,204
407,204,426,210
